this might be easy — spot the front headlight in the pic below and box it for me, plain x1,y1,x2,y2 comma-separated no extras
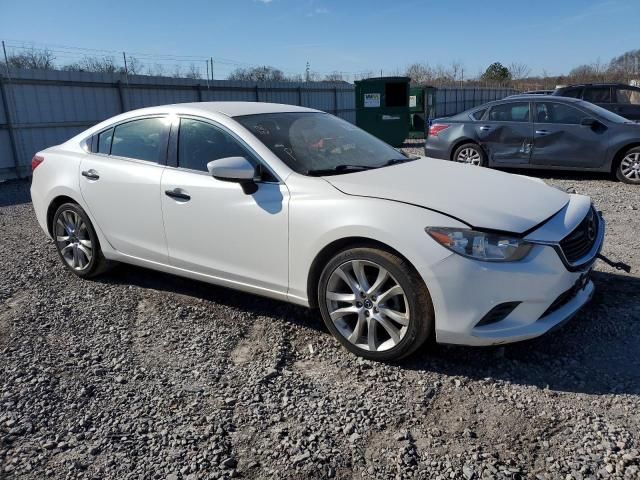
425,227,533,262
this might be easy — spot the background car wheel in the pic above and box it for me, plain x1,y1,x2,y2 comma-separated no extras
52,203,110,278
453,143,486,166
616,147,640,184
318,246,434,361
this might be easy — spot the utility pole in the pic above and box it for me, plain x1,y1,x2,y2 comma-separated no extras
2,41,9,74
205,60,210,89
305,61,310,82
210,57,214,80
122,51,129,84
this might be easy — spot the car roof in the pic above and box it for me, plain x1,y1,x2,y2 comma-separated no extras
496,94,583,103
557,82,637,88
118,101,321,119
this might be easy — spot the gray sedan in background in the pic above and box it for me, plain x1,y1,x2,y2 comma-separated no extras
424,95,640,184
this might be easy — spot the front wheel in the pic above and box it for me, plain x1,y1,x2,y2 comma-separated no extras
453,143,486,166
616,147,640,184
52,203,110,278
318,247,434,361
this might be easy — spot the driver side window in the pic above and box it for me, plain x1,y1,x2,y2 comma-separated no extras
178,119,252,172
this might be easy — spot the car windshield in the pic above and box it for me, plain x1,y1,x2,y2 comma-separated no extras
578,100,630,123
234,112,414,175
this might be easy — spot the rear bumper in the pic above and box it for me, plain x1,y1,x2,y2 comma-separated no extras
424,138,450,160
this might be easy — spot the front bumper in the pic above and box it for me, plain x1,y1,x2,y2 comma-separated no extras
425,208,603,347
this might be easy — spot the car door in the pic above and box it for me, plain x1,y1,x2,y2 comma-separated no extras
160,116,289,294
614,86,640,121
476,101,533,165
530,101,609,168
79,116,170,263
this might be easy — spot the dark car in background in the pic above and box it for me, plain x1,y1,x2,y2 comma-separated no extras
553,83,640,121
424,95,640,184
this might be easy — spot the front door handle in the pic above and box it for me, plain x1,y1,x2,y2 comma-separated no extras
165,188,191,201
81,169,100,180
535,129,550,136
479,125,492,131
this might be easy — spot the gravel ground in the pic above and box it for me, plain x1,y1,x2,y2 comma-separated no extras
1,145,639,479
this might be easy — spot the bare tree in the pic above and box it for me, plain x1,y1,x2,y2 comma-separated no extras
227,66,286,82
126,56,144,75
5,48,56,70
508,62,531,80
405,63,432,85
63,56,120,73
323,71,345,82
184,63,202,79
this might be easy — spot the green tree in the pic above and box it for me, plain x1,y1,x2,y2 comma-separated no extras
481,62,512,84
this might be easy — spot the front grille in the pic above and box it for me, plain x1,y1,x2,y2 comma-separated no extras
559,207,599,263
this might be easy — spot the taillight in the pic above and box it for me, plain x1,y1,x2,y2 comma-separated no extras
31,155,44,171
428,124,450,137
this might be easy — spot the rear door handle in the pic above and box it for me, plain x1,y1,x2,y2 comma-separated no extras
165,188,191,201
81,169,100,180
535,130,550,136
479,125,492,131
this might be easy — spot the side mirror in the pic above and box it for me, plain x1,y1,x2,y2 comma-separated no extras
580,117,598,127
207,156,259,194
207,156,256,182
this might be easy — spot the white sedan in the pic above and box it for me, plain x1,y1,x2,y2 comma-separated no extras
31,102,604,360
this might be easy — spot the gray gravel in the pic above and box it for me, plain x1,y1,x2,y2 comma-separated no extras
1,150,639,479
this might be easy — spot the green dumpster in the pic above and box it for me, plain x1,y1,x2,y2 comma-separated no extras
409,86,425,138
354,76,410,147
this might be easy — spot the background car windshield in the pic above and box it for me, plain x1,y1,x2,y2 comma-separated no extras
235,112,407,174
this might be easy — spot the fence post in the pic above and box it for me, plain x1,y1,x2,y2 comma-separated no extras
197,84,203,102
334,87,338,115
116,80,126,112
0,74,21,178
298,86,302,106
255,85,260,102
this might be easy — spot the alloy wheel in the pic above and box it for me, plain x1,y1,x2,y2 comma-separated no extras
620,152,640,181
456,147,482,165
325,260,410,352
55,209,93,271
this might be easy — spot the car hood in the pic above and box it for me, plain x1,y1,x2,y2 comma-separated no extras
323,158,569,234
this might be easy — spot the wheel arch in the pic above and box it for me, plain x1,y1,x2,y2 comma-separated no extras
46,195,80,236
610,142,640,173
306,236,418,308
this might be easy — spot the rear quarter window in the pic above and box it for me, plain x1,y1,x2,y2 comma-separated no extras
469,108,486,120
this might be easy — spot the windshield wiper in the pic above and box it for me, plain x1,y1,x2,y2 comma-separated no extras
381,157,417,167
307,164,377,176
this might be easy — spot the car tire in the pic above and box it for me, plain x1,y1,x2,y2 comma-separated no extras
615,146,640,184
453,143,486,166
318,246,434,361
52,202,111,278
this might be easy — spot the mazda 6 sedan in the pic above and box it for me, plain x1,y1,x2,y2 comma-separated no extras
31,102,605,361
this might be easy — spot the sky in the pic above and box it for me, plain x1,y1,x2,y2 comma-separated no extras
1,0,639,80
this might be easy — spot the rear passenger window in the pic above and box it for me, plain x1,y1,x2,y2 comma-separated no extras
97,128,113,154
178,119,253,172
535,102,583,124
487,102,530,122
470,108,486,120
111,118,167,163
583,86,612,103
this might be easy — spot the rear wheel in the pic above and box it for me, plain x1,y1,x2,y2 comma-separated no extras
52,203,110,278
453,143,486,166
616,147,640,184
318,247,434,361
